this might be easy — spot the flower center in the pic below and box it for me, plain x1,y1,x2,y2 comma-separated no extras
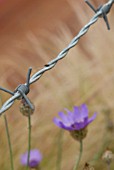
71,124,76,128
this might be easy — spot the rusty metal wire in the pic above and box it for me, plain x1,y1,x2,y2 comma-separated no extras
0,0,114,115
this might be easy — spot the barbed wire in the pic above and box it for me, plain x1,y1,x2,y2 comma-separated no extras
0,0,114,115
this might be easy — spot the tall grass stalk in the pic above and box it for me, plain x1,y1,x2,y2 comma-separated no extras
0,96,14,170
56,129,64,170
4,114,14,170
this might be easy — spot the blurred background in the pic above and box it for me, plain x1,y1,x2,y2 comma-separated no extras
0,0,114,169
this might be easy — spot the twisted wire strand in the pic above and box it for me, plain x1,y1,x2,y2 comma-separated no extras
0,0,113,115
30,13,99,84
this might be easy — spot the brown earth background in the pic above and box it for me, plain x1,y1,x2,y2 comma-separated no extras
0,0,114,170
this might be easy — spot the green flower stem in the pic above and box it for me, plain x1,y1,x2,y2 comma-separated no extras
4,115,14,170
56,129,64,170
26,114,32,170
73,140,83,170
107,163,110,170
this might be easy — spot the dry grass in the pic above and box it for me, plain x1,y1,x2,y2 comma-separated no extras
0,1,114,170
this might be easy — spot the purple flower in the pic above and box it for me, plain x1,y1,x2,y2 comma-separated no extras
54,104,96,131
20,149,42,168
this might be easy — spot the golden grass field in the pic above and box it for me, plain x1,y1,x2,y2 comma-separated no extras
0,0,114,169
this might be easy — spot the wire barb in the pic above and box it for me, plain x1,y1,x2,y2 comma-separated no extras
26,67,32,88
0,87,14,96
85,0,114,30
0,0,113,115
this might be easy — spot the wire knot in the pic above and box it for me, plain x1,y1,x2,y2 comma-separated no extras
15,84,30,96
14,67,34,110
0,67,34,112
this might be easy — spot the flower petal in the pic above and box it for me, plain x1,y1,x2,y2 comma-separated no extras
73,117,88,130
65,109,75,124
88,112,97,124
58,112,68,122
58,111,72,126
53,117,62,127
21,153,27,165
30,150,42,161
80,104,88,118
73,106,81,121
73,106,85,123
53,117,74,130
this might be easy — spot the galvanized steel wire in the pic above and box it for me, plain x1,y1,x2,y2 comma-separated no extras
0,0,114,115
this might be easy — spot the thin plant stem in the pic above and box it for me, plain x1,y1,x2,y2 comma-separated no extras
4,115,14,170
73,140,83,170
107,163,110,170
56,129,64,170
0,96,14,170
26,114,31,170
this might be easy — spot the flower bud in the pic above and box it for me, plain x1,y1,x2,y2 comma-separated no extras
19,99,35,116
102,148,114,164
